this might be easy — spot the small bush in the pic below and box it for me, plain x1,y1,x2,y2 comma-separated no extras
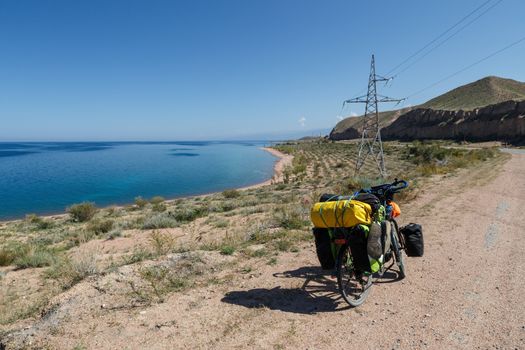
0,242,28,266
272,205,307,230
152,202,167,212
122,247,154,265
241,247,269,258
87,219,114,235
67,202,98,222
170,206,207,222
46,253,98,290
36,219,54,230
131,265,188,303
25,214,40,223
129,254,204,303
150,196,165,205
14,247,56,269
219,201,237,213
106,230,122,240
219,245,235,255
222,189,241,199
25,214,54,230
149,231,176,256
142,214,179,229
211,218,229,228
134,196,148,208
273,239,293,252
121,216,146,230
267,257,277,265
292,154,307,175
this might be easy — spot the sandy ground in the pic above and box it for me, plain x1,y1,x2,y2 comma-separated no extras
2,151,525,349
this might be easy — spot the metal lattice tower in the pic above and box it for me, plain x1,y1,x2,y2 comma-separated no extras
344,55,404,178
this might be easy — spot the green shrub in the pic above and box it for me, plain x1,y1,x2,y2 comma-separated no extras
0,242,28,266
129,254,204,303
272,205,307,230
170,206,207,222
222,189,241,199
87,219,114,234
152,203,167,212
106,230,122,240
122,247,153,265
219,245,235,255
211,218,229,228
150,196,165,205
45,254,98,290
14,247,56,269
132,265,188,303
292,154,307,175
218,201,237,213
134,196,148,208
67,202,98,222
267,257,277,265
25,214,54,230
142,214,179,229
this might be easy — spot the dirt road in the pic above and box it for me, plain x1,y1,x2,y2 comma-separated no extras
2,151,524,349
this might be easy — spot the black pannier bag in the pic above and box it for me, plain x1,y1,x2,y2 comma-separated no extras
347,226,371,273
400,223,424,257
312,228,335,269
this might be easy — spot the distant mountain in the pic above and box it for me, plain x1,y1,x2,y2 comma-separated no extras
330,76,525,142
228,128,332,141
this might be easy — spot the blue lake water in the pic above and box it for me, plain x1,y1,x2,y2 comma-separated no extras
0,141,277,220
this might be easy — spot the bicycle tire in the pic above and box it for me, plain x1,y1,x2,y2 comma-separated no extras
390,221,406,280
336,244,373,307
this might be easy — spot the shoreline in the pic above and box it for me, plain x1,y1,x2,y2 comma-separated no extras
0,146,293,224
238,147,293,190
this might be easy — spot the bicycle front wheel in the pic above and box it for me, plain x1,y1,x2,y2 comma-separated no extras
390,222,406,280
336,244,373,307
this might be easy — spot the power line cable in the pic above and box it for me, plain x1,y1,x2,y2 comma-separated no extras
341,0,496,106
392,0,503,78
385,0,495,77
386,0,495,76
340,0,502,116
406,35,525,100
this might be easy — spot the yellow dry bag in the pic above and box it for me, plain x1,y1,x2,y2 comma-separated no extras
310,200,372,228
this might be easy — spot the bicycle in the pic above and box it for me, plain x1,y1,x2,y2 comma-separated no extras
335,179,408,307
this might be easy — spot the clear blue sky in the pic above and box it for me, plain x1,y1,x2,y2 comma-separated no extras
1,0,524,141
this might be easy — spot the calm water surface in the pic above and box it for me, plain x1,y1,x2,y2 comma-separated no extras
0,141,276,219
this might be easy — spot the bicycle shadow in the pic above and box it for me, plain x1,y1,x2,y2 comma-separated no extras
221,266,351,314
373,266,404,284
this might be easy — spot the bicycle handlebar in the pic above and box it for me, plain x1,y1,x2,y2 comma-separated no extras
365,179,409,201
390,179,408,192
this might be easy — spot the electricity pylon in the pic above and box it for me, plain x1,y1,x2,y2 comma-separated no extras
344,54,404,178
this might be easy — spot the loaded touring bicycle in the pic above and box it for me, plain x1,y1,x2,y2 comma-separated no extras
311,179,423,307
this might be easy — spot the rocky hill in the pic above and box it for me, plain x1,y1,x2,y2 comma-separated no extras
329,76,525,142
382,99,525,143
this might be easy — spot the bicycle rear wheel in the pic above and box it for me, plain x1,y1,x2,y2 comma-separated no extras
336,244,373,307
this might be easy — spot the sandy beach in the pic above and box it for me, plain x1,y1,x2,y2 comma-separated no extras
239,147,293,190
